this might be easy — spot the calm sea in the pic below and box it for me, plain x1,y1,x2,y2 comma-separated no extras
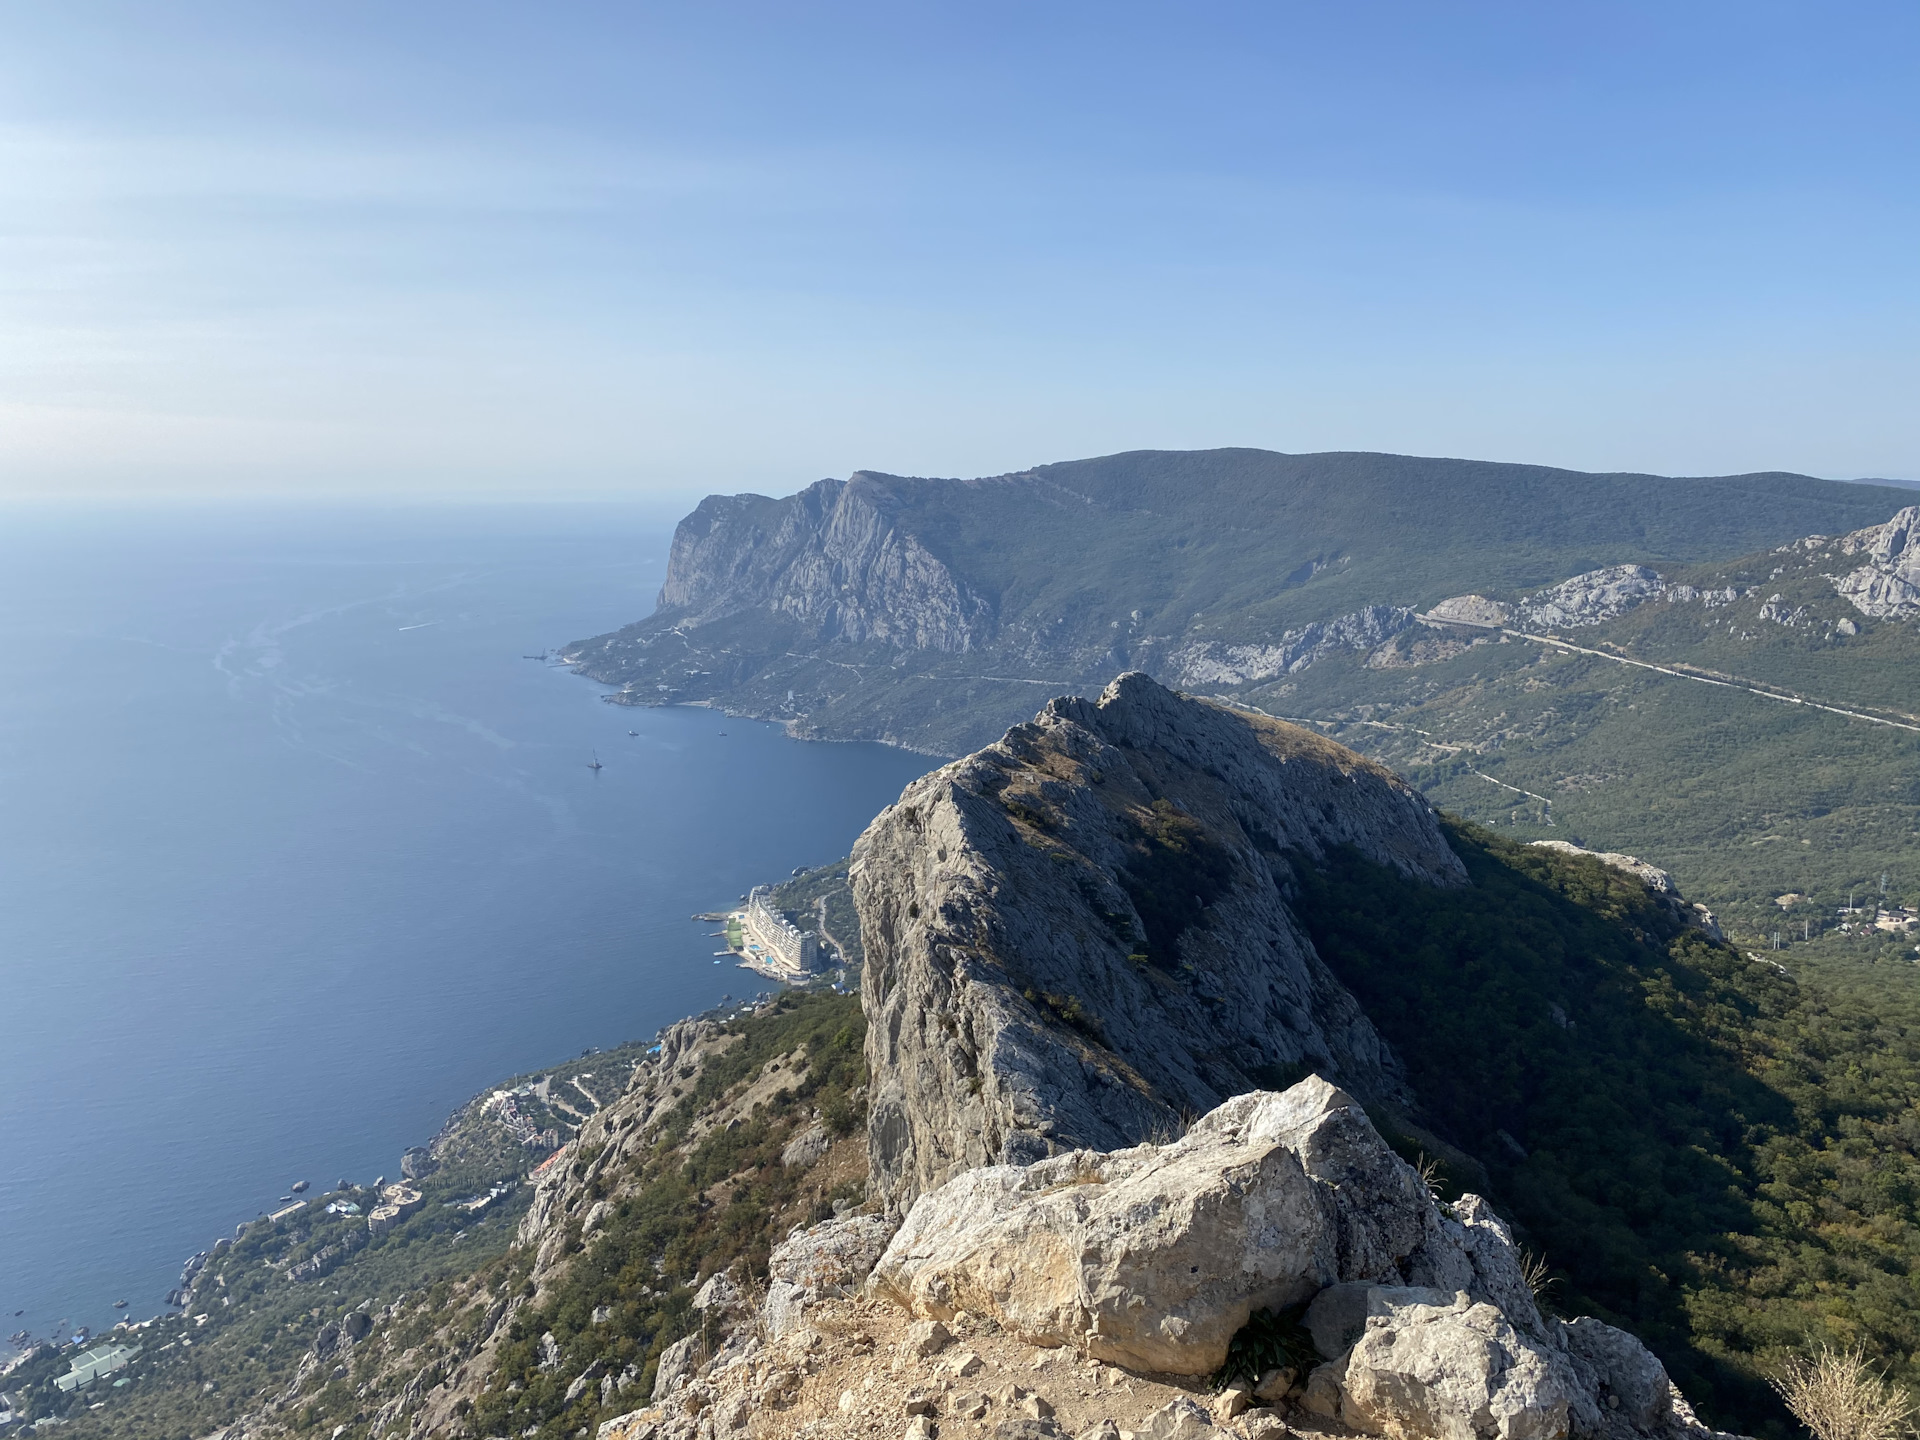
0,503,934,1348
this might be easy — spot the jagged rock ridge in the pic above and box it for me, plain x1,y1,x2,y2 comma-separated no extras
853,672,1465,1212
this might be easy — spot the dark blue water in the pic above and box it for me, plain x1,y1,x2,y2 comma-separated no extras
0,504,932,1348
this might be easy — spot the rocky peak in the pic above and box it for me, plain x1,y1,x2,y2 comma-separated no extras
854,672,1465,1212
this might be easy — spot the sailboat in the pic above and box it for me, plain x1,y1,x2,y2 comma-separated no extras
587,751,603,772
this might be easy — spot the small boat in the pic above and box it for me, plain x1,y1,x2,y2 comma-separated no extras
627,730,639,736
113,1300,127,1309
587,752,603,772
278,1195,293,1203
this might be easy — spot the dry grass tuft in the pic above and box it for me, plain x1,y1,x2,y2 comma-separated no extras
1518,1248,1554,1301
1771,1345,1915,1440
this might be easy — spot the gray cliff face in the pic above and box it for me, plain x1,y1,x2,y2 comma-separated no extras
654,474,994,652
854,672,1466,1213
1834,505,1920,619
1169,605,1417,686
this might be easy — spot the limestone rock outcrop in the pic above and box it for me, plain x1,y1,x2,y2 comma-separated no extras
1427,566,1666,634
1529,842,1722,940
1834,505,1920,619
854,672,1465,1211
1337,1289,1573,1440
1170,606,1417,687
870,1077,1540,1377
871,1075,1719,1440
763,1213,896,1339
1424,594,1514,628
1517,566,1666,629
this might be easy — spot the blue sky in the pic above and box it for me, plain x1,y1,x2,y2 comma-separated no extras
2,2,1915,499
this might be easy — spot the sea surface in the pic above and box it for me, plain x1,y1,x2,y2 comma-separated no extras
0,502,934,1350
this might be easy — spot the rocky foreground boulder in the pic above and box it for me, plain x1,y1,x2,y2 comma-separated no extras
854,672,1466,1212
868,1075,1725,1440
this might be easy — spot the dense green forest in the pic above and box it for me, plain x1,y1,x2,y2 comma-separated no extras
1295,823,1920,1438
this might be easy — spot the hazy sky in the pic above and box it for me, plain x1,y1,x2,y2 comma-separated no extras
3,2,1916,500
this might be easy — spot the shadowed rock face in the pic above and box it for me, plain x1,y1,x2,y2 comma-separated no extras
854,672,1466,1213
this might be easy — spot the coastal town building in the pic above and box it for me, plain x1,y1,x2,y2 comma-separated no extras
366,1183,423,1235
54,1344,139,1392
740,887,819,976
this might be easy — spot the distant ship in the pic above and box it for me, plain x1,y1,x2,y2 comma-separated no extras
587,752,603,772
627,730,639,736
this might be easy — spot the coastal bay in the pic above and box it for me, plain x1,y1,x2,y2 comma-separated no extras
0,504,932,1350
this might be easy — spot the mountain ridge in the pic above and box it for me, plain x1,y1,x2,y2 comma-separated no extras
565,447,1916,758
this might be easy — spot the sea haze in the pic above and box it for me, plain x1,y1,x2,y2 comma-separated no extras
0,503,934,1346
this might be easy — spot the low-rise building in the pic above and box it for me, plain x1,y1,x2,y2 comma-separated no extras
54,1344,139,1392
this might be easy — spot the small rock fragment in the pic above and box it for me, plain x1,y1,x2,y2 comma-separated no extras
954,1392,990,1420
993,1421,1063,1440
1022,1394,1055,1420
1138,1397,1213,1440
1076,1424,1122,1440
1298,1362,1343,1419
1252,1368,1294,1404
906,1418,938,1440
905,1394,939,1417
839,1390,859,1414
1212,1380,1252,1420
949,1349,986,1378
908,1319,953,1358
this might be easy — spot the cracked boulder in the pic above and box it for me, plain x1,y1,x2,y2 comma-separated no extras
870,1076,1471,1374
